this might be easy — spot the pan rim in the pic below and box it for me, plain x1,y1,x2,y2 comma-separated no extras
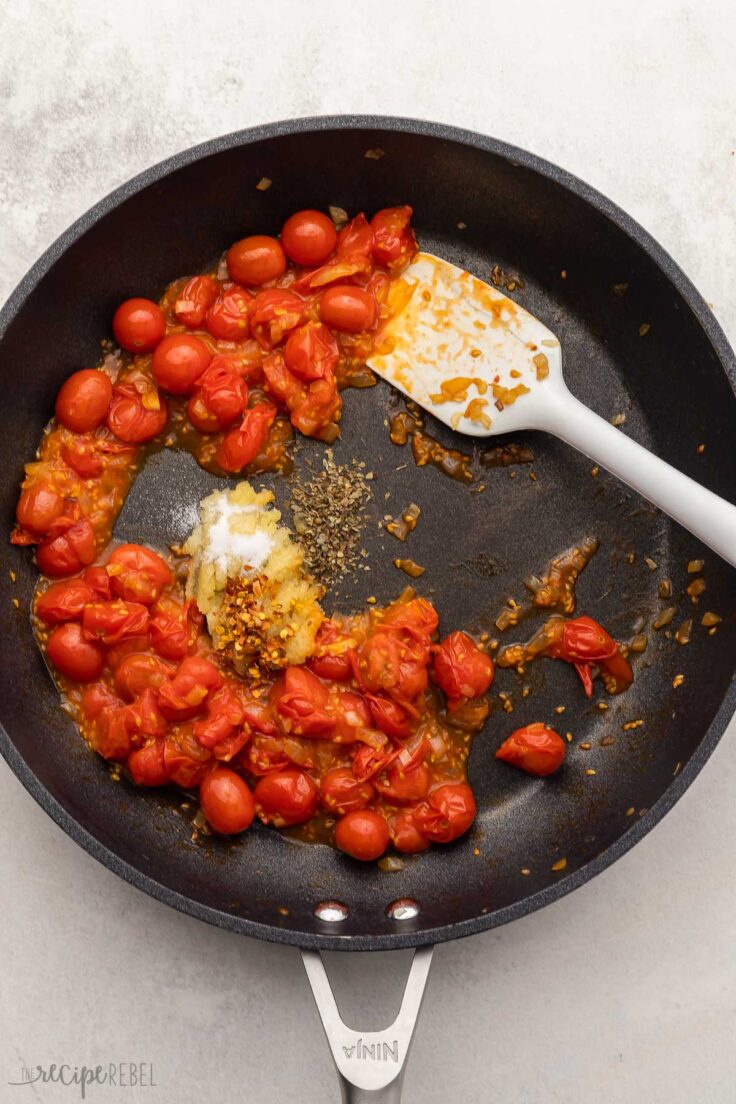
1,113,735,951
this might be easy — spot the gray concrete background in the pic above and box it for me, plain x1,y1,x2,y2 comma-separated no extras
2,1,736,1101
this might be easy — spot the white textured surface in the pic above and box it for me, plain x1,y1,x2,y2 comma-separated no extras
2,2,736,1101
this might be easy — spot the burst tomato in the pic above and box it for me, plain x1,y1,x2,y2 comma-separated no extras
307,619,355,681
320,768,375,815
270,666,334,736
284,322,339,381
432,632,494,700
414,782,476,843
254,769,319,826
217,402,277,472
106,544,173,605
113,653,176,700
389,810,429,853
193,686,245,749
82,600,149,646
174,275,219,328
205,286,252,341
495,723,566,777
106,380,168,443
149,598,190,660
366,693,413,739
371,206,417,271
249,288,307,350
157,656,223,720
128,740,168,786
35,579,96,624
36,517,96,577
16,483,65,537
187,357,249,432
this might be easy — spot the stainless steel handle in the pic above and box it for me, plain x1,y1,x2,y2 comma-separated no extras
302,945,434,1103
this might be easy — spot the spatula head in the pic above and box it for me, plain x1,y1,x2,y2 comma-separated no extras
368,252,562,436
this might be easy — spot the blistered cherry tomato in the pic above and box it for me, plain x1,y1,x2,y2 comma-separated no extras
128,740,168,786
370,206,417,270
187,357,248,432
281,210,337,266
335,809,389,861
319,285,377,332
36,518,96,577
366,693,412,739
284,322,339,381
61,436,104,478
200,768,255,834
270,666,334,736
227,236,286,286
106,382,168,443
337,213,374,267
149,599,189,660
307,620,355,682
254,769,319,827
106,544,173,605
157,656,223,720
495,723,566,777
414,783,476,843
55,370,113,433
36,579,96,624
112,298,165,353
113,653,175,700
217,402,277,473
16,484,64,536
82,600,149,646
376,759,429,804
548,615,633,697
151,334,211,395
205,286,252,341
174,275,219,328
390,811,429,853
83,565,112,598
432,632,494,700
47,622,105,681
320,768,374,815
163,730,211,788
249,289,306,350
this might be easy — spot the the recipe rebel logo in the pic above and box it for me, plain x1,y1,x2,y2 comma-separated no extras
8,1062,157,1097
342,1038,400,1063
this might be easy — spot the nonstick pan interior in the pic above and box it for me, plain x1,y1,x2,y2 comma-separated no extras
1,118,735,950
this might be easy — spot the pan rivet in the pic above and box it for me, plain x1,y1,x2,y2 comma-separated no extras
314,900,348,922
387,898,420,921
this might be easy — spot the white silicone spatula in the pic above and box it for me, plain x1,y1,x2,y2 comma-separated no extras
368,252,736,568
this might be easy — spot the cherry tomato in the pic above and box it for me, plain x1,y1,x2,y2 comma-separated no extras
151,334,211,395
36,518,96,577
389,810,429,854
414,782,476,843
205,286,252,341
320,768,375,815
376,760,429,804
371,206,417,271
47,622,105,681
319,285,377,333
200,768,255,834
128,740,168,786
194,686,245,749
81,681,121,720
227,236,286,286
174,275,219,328
270,666,334,736
82,600,149,646
549,615,633,696
262,352,307,408
354,630,428,703
149,598,190,660
55,370,113,433
217,402,277,473
83,565,113,598
331,690,373,742
249,289,307,350
36,579,96,624
284,322,339,382
113,653,175,700
335,809,389,861
122,688,167,741
381,597,438,639
106,544,173,605
106,381,168,443
307,619,355,681
281,210,337,267
495,723,567,777
187,357,248,432
241,696,279,735
432,632,494,700
16,483,65,537
163,730,212,788
351,743,393,782
254,769,319,827
157,655,223,720
112,298,165,353
337,213,374,267
366,693,412,739
61,435,104,478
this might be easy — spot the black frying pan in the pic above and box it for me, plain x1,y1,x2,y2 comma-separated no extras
1,116,735,1099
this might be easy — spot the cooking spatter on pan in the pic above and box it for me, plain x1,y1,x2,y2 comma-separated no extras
11,204,637,863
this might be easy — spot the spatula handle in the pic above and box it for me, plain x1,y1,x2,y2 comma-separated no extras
539,388,736,568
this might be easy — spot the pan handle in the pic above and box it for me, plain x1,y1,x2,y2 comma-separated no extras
301,945,434,1103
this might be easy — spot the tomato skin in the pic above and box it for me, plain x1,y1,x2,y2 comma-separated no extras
254,769,319,827
36,579,96,624
376,760,429,804
114,653,175,700
81,681,120,720
495,723,566,777
107,544,173,605
47,622,105,681
205,286,252,341
174,275,219,328
331,689,373,742
112,298,165,353
151,334,211,395
366,693,412,739
549,615,633,697
319,285,377,332
149,600,190,660
16,483,65,537
335,809,389,861
370,206,417,271
307,619,355,682
354,630,428,704
281,210,337,266
337,213,374,267
432,632,494,700
284,322,339,382
82,600,149,646
193,686,245,749
320,767,374,815
227,236,286,286
55,370,113,433
157,655,223,720
36,518,96,577
106,382,168,443
414,782,476,843
217,402,277,473
249,289,307,350
61,435,104,478
187,357,248,432
163,729,211,788
390,811,430,853
270,666,334,736
128,740,168,786
84,565,112,598
200,768,255,834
